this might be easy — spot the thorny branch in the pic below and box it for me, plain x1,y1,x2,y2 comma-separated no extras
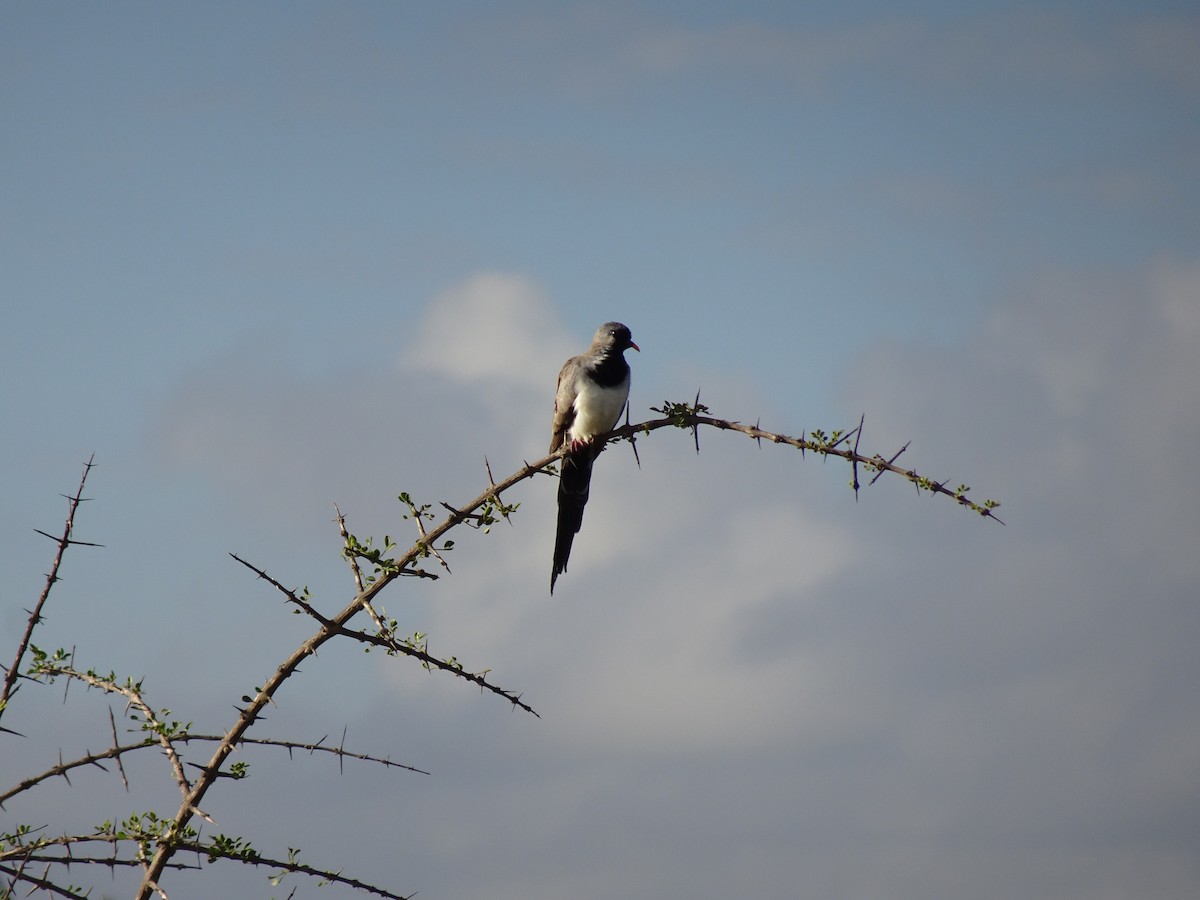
7,404,1000,900
43,666,201,811
642,398,1003,521
2,726,428,809
1,455,101,729
229,552,530,713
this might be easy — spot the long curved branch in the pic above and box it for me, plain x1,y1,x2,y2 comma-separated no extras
134,399,999,898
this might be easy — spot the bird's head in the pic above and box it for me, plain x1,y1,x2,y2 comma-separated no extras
595,321,640,354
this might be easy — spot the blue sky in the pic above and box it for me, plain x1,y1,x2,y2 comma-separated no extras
3,3,1199,899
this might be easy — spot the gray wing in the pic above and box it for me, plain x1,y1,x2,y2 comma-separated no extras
549,354,583,453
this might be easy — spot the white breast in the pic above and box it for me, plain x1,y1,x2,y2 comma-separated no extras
569,376,630,443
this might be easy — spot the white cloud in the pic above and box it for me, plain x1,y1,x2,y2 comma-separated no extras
149,272,584,531
401,271,574,393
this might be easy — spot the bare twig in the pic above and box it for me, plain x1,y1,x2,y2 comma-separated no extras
2,456,100,722
2,729,427,808
851,414,865,499
869,441,910,486
108,705,130,791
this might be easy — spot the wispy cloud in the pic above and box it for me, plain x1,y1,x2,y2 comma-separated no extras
401,271,573,393
486,6,1200,98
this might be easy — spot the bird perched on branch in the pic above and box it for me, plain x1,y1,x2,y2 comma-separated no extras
549,322,639,593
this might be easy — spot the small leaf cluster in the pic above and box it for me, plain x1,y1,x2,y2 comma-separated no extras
1,822,42,851
342,532,400,582
29,646,146,696
398,491,433,522
129,707,191,740
808,428,849,453
98,811,198,858
26,644,75,679
469,495,519,534
205,832,259,864
269,847,305,886
653,398,711,426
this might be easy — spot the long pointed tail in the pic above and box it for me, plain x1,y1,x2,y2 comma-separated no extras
551,449,595,593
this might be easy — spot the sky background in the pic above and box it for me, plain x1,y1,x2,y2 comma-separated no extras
3,2,1199,899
